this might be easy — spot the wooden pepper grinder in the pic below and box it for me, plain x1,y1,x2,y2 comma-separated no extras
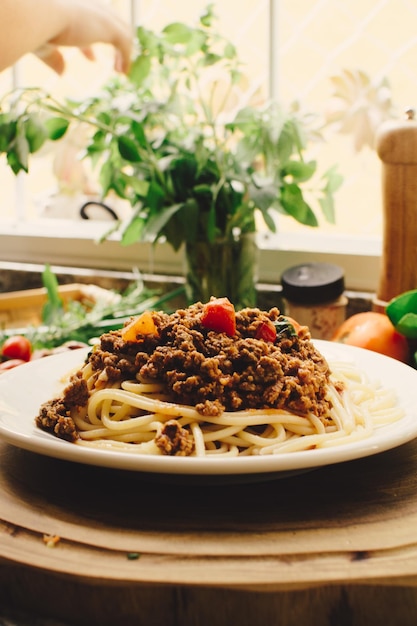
374,108,417,310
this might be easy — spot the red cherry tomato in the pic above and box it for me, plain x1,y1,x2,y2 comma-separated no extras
0,358,27,371
332,312,409,363
1,335,32,362
201,298,236,337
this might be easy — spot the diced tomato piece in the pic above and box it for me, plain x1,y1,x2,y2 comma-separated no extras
255,320,277,343
1,335,32,362
121,310,157,342
201,298,236,337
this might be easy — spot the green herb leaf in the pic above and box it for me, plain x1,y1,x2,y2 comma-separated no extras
175,198,199,244
318,194,336,224
41,264,64,324
283,160,316,183
250,184,279,212
162,22,193,44
131,120,147,149
123,174,149,197
129,55,152,87
142,202,184,243
200,4,215,27
24,115,47,153
323,165,344,193
6,149,25,174
45,117,69,140
120,215,145,246
0,117,16,152
274,318,298,338
12,133,30,173
117,136,141,162
280,183,319,226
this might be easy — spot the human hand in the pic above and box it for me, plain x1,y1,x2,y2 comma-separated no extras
35,0,132,74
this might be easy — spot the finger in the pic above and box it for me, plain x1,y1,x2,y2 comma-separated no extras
80,46,96,62
34,44,65,74
107,21,132,73
114,49,128,74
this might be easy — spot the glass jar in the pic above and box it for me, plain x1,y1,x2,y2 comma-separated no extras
184,233,258,310
281,262,347,340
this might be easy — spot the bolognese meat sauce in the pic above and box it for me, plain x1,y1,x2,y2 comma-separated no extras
35,301,334,446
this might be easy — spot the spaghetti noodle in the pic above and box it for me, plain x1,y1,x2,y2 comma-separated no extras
35,300,403,456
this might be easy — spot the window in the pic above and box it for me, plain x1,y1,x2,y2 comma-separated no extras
1,0,415,292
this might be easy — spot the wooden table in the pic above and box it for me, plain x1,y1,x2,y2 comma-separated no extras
1,435,417,625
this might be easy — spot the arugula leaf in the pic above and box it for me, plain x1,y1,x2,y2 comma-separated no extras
41,264,64,325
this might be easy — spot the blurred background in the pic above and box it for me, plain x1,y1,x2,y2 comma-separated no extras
1,0,416,288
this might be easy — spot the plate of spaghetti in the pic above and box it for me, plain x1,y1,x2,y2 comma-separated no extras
0,299,416,476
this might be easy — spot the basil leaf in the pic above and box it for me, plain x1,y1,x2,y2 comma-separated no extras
45,117,69,140
117,136,141,162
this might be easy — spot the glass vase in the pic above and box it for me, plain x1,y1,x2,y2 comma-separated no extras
184,232,258,310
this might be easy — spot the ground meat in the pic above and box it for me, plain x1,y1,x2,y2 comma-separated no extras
36,302,333,444
132,304,331,418
62,374,89,407
154,419,194,456
35,373,88,441
36,397,78,442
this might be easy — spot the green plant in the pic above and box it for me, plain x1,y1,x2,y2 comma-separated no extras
0,5,341,253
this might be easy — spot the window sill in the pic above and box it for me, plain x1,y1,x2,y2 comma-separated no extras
0,219,382,293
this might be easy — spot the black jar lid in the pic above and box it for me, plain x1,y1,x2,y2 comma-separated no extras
281,262,345,304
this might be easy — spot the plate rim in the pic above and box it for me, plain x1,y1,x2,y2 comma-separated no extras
0,341,416,475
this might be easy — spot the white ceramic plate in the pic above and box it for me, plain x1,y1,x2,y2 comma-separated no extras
0,341,416,476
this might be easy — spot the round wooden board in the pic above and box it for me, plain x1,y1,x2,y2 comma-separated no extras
2,438,417,624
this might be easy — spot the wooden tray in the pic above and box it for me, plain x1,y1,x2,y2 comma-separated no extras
1,436,417,624
0,283,117,329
